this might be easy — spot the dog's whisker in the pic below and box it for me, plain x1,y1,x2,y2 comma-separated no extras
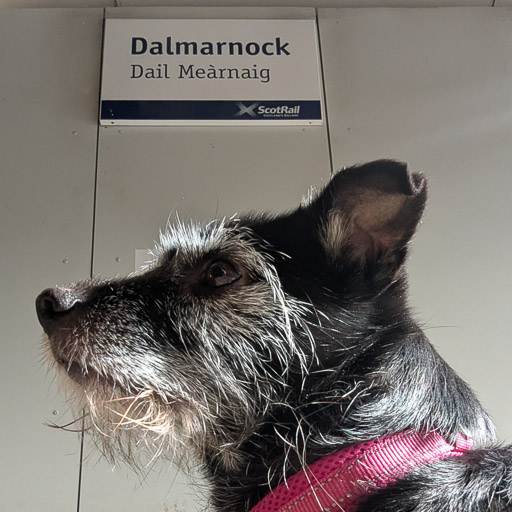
46,411,91,433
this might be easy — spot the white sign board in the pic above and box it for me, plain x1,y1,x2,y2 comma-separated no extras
100,19,323,125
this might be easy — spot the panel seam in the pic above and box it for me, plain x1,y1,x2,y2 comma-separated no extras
315,8,335,176
77,7,107,512
90,10,106,280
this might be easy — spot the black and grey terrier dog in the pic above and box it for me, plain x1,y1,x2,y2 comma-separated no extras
37,160,512,511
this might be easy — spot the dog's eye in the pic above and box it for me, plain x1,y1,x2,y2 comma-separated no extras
203,261,241,287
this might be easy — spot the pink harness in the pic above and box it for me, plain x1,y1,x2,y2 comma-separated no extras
250,430,472,512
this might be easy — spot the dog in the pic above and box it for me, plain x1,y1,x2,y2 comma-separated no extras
36,159,512,511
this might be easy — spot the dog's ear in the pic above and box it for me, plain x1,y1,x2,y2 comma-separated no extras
309,160,427,272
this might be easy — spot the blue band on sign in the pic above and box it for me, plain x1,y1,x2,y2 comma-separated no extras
101,100,322,121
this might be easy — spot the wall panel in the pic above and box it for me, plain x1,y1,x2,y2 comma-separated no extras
85,7,331,511
319,7,512,441
0,8,103,511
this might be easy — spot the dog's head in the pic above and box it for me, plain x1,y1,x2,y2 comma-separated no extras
36,160,426,470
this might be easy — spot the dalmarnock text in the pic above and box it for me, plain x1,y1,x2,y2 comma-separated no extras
131,36,291,56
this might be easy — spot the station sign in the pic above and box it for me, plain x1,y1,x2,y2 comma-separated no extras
100,18,323,125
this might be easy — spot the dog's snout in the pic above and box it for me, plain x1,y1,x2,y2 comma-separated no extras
36,287,82,334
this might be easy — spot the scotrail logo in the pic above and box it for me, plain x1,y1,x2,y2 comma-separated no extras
235,102,260,118
235,102,301,119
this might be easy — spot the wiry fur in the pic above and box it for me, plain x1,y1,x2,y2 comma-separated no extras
37,160,512,511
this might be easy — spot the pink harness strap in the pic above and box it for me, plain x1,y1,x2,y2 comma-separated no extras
250,431,472,512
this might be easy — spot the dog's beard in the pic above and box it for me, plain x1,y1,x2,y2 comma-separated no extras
48,358,193,472
44,333,261,474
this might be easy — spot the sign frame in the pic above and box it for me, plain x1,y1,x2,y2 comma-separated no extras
100,18,324,126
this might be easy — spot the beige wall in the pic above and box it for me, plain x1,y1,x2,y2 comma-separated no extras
1,6,511,510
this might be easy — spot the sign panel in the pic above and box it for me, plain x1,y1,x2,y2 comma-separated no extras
100,19,323,125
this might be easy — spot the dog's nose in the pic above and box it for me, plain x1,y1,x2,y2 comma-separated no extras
36,287,82,334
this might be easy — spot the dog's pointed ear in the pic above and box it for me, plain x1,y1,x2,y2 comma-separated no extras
309,160,427,271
